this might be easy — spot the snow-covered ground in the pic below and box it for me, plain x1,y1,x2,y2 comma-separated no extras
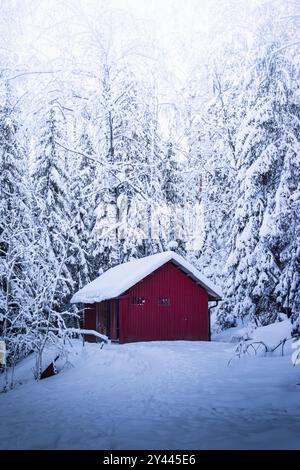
1,339,300,450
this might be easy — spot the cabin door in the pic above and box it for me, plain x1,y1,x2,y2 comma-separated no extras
96,301,111,338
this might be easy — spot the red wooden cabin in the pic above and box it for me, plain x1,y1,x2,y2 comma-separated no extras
71,251,222,343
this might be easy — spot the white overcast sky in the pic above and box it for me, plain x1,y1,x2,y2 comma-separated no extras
11,0,213,74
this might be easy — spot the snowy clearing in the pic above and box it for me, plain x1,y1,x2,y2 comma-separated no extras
1,340,300,450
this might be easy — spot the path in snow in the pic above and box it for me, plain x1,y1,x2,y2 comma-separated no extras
1,340,300,449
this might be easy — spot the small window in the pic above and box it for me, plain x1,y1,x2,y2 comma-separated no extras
132,296,145,305
158,297,170,305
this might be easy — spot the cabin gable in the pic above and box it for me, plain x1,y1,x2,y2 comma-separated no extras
119,261,208,343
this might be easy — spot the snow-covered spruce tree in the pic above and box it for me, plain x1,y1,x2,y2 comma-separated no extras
158,140,186,255
266,3,300,327
68,116,98,289
31,105,73,311
91,63,134,269
0,78,36,385
112,77,156,263
179,53,240,287
18,102,80,380
194,80,238,283
91,64,162,269
219,38,300,327
268,92,300,324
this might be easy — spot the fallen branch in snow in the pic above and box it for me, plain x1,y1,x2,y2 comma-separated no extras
37,327,109,344
228,340,268,366
69,329,109,344
245,341,268,355
271,338,291,357
228,337,293,366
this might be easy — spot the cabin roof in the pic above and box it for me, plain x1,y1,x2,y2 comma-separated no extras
71,251,222,304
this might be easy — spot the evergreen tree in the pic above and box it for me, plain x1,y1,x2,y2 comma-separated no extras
31,105,73,309
219,40,300,327
0,78,34,375
69,119,98,288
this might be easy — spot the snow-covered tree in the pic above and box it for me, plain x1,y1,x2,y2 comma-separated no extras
31,105,73,309
0,79,28,330
68,117,98,288
219,24,300,327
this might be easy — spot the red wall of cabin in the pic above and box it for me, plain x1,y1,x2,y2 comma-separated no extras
119,261,208,343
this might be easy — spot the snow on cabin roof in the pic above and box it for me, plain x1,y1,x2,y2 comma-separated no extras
71,251,222,304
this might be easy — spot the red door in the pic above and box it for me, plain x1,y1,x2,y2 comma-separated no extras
96,301,111,337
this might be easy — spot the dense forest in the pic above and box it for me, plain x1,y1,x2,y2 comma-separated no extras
0,0,300,379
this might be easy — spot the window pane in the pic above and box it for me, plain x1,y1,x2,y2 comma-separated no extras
158,297,170,305
132,297,145,305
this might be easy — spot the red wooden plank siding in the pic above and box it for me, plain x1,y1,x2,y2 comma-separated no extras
84,304,97,342
110,300,117,341
120,261,208,343
119,294,129,344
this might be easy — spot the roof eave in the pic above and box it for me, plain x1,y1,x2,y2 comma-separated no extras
208,294,222,301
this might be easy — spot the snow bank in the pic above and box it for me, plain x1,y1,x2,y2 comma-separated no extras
214,320,294,348
71,251,222,304
251,320,293,349
213,325,250,343
1,340,300,450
